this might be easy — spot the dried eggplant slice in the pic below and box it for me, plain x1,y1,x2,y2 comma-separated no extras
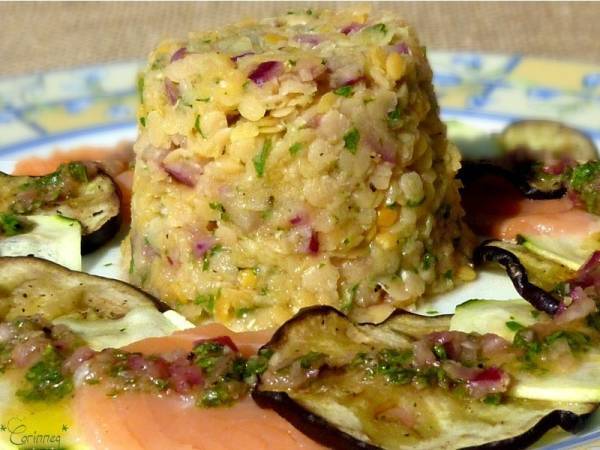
0,256,169,321
458,161,566,200
500,120,598,164
253,306,595,450
473,241,570,314
0,163,121,254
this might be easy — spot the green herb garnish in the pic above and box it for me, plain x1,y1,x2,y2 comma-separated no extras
506,321,525,332
195,115,205,138
334,85,353,97
253,139,272,177
343,127,360,154
17,346,73,402
289,142,302,155
0,213,30,236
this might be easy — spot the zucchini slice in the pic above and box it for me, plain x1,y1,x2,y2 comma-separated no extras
0,215,82,270
253,306,596,450
520,233,600,271
0,256,169,321
450,299,538,341
500,120,598,164
451,299,600,403
0,162,121,254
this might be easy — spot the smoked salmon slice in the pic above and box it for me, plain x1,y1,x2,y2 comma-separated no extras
72,325,325,450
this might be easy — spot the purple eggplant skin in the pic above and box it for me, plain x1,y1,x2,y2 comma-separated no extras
458,161,566,200
252,306,594,450
253,389,594,450
252,390,380,450
81,211,121,254
80,168,122,254
473,242,562,314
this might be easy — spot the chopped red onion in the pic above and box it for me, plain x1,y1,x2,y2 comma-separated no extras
146,357,171,380
169,356,204,394
127,353,151,371
365,132,396,164
340,22,364,35
295,34,323,47
393,43,411,55
193,237,216,258
413,339,436,367
308,231,320,254
330,63,364,88
249,61,283,86
170,47,188,63
467,367,510,399
63,346,95,373
231,51,255,63
306,114,323,129
11,337,48,368
290,215,303,226
573,251,600,289
555,287,597,324
480,333,510,357
442,360,480,381
472,367,504,382
162,160,204,187
194,336,239,353
164,79,180,105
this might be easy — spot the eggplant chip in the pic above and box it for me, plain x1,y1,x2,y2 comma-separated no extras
500,120,598,165
458,161,565,200
0,162,121,253
253,306,595,450
473,240,577,314
0,256,168,321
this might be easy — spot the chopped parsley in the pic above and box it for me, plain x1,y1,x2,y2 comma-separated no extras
253,139,272,177
422,252,436,270
387,104,402,126
343,127,360,154
432,344,447,360
0,213,30,236
506,321,525,332
67,162,88,182
370,23,388,34
17,346,73,402
483,393,502,405
299,352,326,369
334,85,353,97
567,161,600,214
289,142,302,155
202,244,223,271
407,197,425,207
195,291,218,314
137,75,144,104
341,284,359,313
244,348,273,379
209,202,229,221
194,115,205,138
